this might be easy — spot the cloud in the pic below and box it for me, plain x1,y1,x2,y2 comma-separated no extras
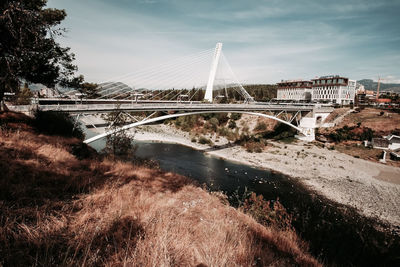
47,0,400,84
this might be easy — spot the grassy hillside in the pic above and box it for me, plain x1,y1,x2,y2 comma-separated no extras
318,108,400,166
0,111,319,266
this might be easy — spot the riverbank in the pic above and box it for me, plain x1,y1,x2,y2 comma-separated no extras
130,124,400,227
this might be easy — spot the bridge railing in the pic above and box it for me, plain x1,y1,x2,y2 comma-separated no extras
6,105,31,112
36,103,318,111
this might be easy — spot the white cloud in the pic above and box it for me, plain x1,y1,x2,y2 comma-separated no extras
47,0,400,84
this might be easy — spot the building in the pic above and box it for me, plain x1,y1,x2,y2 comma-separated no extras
276,80,312,102
371,138,389,149
311,75,356,105
390,149,400,161
370,135,400,150
387,135,400,150
356,83,365,94
40,87,60,98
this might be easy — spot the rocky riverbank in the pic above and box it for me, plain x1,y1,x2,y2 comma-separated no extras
128,124,400,227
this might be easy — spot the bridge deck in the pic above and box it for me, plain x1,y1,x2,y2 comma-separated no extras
37,103,317,114
8,103,334,114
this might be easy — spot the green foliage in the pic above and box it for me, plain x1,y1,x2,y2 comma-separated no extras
245,141,263,153
209,117,219,131
230,188,293,231
235,133,266,152
33,110,84,139
215,113,229,125
0,0,81,100
243,84,277,102
217,126,238,141
228,120,236,129
16,84,33,105
103,132,136,158
262,123,296,140
328,126,375,142
198,136,213,145
230,113,242,121
79,82,99,98
217,84,276,102
174,114,200,132
242,193,293,231
200,113,214,120
360,128,374,141
103,110,136,158
254,121,267,132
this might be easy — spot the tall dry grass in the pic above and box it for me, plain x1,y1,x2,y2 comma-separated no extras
0,111,320,266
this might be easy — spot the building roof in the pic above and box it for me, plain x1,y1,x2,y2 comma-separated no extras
372,138,389,148
390,149,400,157
376,98,392,103
387,135,400,143
311,75,348,81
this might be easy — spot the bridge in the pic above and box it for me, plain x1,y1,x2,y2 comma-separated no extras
8,43,334,143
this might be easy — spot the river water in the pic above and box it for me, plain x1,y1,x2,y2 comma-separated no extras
86,129,399,266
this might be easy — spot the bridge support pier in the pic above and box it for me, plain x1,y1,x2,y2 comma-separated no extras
296,110,332,142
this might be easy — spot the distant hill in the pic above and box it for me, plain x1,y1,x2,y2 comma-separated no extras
357,79,400,93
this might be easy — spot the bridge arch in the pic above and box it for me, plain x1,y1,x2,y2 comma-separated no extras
84,111,305,144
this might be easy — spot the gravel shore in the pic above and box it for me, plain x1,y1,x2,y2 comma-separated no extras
131,124,400,227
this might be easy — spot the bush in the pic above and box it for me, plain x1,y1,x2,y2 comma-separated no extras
174,115,200,132
245,141,263,153
230,113,242,121
228,120,236,129
268,123,296,140
198,136,213,145
33,110,84,139
16,85,33,105
209,117,219,130
215,113,229,125
360,128,374,141
242,193,293,231
254,121,267,132
103,132,136,158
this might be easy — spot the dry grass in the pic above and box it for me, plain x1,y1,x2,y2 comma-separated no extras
323,108,349,123
0,111,320,266
333,108,400,135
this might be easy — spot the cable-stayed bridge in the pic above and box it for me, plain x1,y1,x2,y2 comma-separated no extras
8,43,334,143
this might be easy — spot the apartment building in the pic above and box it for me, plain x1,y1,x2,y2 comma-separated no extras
276,80,312,101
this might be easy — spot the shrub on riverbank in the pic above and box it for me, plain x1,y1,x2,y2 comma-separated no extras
0,111,320,266
33,110,84,139
198,135,213,145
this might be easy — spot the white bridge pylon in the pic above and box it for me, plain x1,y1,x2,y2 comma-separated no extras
82,42,254,103
84,111,305,144
205,43,223,102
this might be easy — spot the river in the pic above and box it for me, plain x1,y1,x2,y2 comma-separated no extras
86,128,399,266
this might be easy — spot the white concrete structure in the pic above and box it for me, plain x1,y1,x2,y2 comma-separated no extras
205,43,223,103
311,76,356,105
276,80,312,101
387,135,400,150
296,109,332,141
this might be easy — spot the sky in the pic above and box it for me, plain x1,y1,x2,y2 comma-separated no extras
47,0,400,85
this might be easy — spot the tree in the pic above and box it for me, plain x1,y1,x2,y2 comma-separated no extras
80,82,99,98
0,0,81,102
103,108,136,158
16,82,33,105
